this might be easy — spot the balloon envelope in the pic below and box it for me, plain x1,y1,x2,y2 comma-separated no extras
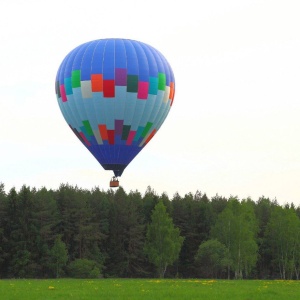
55,39,175,177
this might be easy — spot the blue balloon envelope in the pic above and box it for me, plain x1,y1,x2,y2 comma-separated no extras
55,39,175,177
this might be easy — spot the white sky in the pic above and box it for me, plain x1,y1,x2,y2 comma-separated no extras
0,0,300,205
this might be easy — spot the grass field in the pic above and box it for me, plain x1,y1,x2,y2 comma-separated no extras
0,278,300,300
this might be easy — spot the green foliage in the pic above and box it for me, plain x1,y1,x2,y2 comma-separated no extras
171,192,214,277
67,259,101,278
0,182,300,279
144,201,184,278
105,187,146,277
0,183,7,271
195,239,230,278
211,197,258,279
265,205,300,279
5,186,37,277
49,235,68,278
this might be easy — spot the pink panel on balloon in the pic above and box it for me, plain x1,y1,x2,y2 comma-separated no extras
60,85,67,102
137,82,149,99
126,130,136,145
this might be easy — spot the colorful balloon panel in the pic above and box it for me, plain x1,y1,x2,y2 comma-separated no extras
55,39,175,177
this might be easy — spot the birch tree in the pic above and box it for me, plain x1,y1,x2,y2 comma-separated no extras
144,201,184,278
211,197,258,279
265,205,300,279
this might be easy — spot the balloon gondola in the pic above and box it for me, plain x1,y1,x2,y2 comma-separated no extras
110,176,119,188
55,38,175,187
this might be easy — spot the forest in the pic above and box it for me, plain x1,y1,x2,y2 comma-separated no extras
0,182,299,280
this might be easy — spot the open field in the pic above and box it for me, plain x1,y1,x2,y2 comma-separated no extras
0,278,300,300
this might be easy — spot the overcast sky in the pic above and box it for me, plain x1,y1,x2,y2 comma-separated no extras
1,0,300,204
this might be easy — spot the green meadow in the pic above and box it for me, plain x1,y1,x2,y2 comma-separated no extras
0,279,299,300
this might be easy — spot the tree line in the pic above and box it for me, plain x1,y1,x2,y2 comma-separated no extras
0,182,299,279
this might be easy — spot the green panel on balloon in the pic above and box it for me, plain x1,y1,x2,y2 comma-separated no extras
82,120,93,136
127,75,138,93
141,122,153,138
158,73,166,91
121,125,131,140
72,70,81,88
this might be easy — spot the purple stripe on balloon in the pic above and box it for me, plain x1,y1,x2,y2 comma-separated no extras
115,119,124,135
115,68,127,86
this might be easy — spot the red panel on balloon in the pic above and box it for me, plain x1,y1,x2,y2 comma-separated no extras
103,80,115,97
107,130,115,145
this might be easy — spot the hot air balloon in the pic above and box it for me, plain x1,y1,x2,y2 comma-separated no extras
55,39,175,187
